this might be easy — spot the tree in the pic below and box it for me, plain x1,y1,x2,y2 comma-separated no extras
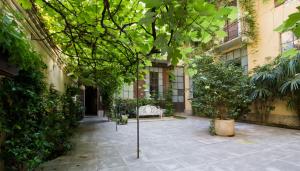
16,0,236,87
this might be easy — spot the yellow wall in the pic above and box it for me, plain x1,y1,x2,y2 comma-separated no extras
248,0,300,70
246,0,300,126
30,40,68,92
184,68,192,114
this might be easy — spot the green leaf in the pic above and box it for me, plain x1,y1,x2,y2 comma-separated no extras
179,47,193,59
280,74,300,93
144,60,152,67
228,7,238,21
138,12,156,25
275,12,300,33
167,47,181,65
141,0,162,8
35,0,44,6
17,0,32,9
215,30,227,38
154,34,168,48
282,48,298,58
202,32,212,43
274,23,285,32
293,26,300,38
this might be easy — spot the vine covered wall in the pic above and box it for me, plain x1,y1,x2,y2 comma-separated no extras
239,0,257,44
0,7,83,170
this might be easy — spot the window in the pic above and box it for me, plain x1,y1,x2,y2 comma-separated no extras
119,84,133,99
145,67,164,99
172,67,184,103
281,31,300,52
221,47,248,73
150,72,159,98
274,0,286,7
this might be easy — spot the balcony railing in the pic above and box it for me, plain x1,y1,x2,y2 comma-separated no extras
224,20,240,42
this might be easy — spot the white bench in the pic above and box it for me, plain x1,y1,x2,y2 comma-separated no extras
138,105,163,118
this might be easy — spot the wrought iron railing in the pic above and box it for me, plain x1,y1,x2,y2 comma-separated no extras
224,20,240,42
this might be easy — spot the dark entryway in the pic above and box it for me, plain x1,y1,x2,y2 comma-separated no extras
0,48,18,77
85,86,97,115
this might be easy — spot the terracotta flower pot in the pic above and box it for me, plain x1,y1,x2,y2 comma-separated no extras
214,119,235,136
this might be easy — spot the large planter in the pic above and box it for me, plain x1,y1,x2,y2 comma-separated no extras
214,119,235,136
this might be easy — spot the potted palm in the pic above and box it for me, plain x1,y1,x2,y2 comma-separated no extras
191,56,251,136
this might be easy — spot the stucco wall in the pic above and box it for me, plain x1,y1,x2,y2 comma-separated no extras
246,0,300,127
248,0,300,70
30,40,68,92
184,68,192,115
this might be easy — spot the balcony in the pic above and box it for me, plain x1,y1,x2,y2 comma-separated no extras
224,20,240,42
215,19,245,53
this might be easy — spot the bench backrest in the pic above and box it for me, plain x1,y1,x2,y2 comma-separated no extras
138,105,163,116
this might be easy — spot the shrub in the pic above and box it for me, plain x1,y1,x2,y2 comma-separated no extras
164,88,175,116
0,10,83,170
114,98,157,118
191,56,252,119
250,50,300,121
0,69,83,170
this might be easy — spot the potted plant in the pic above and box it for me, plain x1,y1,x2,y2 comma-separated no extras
213,102,235,136
191,56,251,136
120,114,128,125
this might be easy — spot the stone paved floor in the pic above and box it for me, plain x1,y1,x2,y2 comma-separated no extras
37,116,300,171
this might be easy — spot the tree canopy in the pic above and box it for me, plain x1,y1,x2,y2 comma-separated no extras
16,0,236,87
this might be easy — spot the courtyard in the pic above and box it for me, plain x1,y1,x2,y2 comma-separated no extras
38,117,300,171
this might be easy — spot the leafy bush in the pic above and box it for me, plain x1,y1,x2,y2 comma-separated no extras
61,86,84,127
114,98,157,118
250,64,276,122
0,70,83,170
250,49,300,120
191,56,252,119
0,10,83,170
164,88,175,116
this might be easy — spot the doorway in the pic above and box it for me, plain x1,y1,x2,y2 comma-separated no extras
85,86,97,115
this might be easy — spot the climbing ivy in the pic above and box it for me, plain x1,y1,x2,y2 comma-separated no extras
0,9,83,170
0,8,44,70
239,0,257,43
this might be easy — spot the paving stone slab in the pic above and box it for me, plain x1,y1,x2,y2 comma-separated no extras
37,116,300,171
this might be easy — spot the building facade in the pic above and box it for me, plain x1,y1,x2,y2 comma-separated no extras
0,1,71,170
118,60,192,114
0,0,69,92
214,0,300,127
